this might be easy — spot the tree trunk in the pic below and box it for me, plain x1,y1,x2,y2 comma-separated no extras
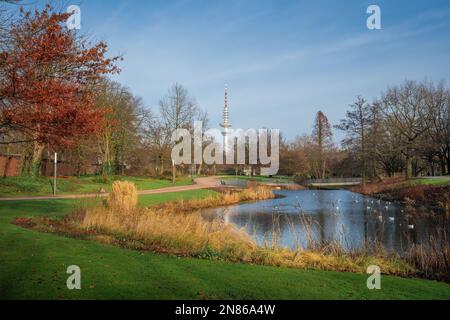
100,131,112,176
361,151,366,186
197,162,203,176
320,153,326,179
159,155,164,175
361,124,366,186
30,142,44,177
405,154,413,180
440,156,446,176
447,147,450,175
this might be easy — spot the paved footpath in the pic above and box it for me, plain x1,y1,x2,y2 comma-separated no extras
0,177,221,201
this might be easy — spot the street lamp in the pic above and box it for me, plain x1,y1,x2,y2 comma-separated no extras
53,152,57,196
172,159,175,184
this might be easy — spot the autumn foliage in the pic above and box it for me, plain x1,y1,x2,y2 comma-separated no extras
0,6,120,147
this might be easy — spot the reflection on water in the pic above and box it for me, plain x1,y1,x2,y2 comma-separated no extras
201,190,449,253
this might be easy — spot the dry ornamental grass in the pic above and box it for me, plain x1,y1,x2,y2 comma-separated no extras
76,181,414,277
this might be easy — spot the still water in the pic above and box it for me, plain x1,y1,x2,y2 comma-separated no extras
201,189,448,253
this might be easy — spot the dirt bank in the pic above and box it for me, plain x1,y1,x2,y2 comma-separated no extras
352,178,450,210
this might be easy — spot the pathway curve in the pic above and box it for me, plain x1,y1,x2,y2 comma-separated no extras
0,177,220,201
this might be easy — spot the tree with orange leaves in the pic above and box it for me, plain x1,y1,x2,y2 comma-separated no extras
0,6,121,175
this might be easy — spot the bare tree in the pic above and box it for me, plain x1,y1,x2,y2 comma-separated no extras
381,80,431,179
159,83,198,132
94,79,142,175
312,111,333,179
364,105,405,178
141,116,171,175
424,82,450,175
158,83,207,175
279,135,310,177
336,96,372,185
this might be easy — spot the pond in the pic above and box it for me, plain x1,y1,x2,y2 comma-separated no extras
201,189,448,253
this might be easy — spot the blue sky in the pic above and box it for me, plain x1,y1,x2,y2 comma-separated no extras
54,1,450,140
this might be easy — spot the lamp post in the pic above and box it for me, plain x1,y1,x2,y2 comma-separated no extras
172,159,176,184
191,164,196,178
53,152,57,196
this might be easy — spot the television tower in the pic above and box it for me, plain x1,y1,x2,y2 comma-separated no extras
220,85,232,157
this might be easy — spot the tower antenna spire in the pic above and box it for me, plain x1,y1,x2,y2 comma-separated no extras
222,84,231,128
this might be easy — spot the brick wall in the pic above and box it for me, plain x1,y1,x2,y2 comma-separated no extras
0,155,21,177
40,159,100,176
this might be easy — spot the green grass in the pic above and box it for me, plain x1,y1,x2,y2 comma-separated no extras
0,175,193,197
138,189,217,207
0,191,449,300
407,178,450,187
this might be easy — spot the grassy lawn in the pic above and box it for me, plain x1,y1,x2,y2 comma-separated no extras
138,189,217,207
1,191,449,300
0,175,193,197
407,178,450,187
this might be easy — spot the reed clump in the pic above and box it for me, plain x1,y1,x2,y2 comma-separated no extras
83,203,256,256
403,230,450,282
107,181,138,214
80,183,276,257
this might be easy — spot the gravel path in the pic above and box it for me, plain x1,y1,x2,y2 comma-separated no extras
0,177,220,201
